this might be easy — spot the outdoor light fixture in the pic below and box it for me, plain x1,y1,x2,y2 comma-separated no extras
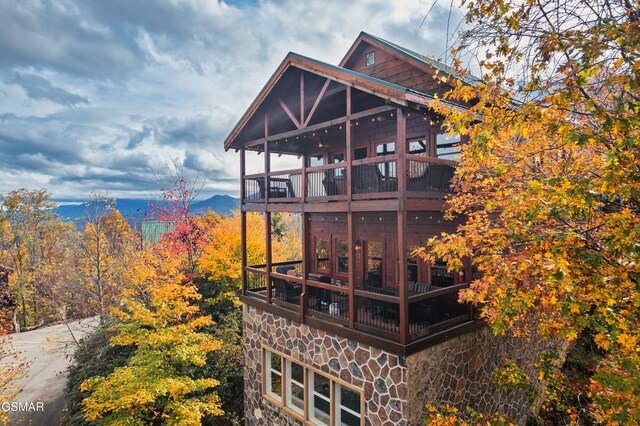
355,241,362,251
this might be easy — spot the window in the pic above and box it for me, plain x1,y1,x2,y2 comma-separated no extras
336,384,362,426
315,238,330,271
353,147,367,160
310,154,325,167
285,360,305,415
336,239,348,274
408,139,428,156
265,350,282,399
436,133,461,161
366,241,383,287
376,142,395,156
365,51,375,66
332,153,344,163
309,371,331,425
263,348,363,425
431,258,454,287
407,246,418,283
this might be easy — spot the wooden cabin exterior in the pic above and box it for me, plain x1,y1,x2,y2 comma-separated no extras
225,33,507,425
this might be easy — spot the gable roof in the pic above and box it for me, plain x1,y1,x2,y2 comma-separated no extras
340,32,481,87
223,52,443,151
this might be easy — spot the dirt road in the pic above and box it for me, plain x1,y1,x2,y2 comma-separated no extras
3,317,98,426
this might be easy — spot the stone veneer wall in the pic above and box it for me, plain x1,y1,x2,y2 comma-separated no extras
244,304,554,425
405,328,555,425
243,304,409,425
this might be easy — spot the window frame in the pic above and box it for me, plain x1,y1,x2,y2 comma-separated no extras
262,347,364,425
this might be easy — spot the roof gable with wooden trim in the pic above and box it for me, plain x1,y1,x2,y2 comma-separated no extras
340,32,480,92
223,52,440,151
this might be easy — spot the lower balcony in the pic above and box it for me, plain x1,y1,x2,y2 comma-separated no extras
244,260,474,346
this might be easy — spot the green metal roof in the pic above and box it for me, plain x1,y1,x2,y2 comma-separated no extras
141,221,177,244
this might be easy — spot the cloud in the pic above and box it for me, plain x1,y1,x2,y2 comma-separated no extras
0,0,462,201
6,72,89,106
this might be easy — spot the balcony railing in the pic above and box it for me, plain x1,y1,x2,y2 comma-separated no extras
307,163,348,199
244,261,473,344
244,169,301,201
243,155,457,203
406,155,457,194
352,156,397,195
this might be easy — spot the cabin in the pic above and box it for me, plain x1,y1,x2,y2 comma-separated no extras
225,32,543,425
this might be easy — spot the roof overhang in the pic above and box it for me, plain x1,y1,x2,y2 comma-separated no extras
223,52,439,151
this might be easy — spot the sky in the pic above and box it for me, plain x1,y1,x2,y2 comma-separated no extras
0,0,465,202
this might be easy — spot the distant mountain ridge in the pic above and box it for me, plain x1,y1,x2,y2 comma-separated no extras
53,195,240,223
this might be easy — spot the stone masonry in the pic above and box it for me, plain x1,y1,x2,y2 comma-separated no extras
243,304,555,425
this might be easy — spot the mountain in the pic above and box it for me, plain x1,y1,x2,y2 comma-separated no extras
191,195,239,215
53,195,240,224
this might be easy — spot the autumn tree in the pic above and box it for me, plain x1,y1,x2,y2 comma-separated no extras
0,268,26,426
152,161,208,273
76,193,135,321
81,249,222,424
0,188,72,327
199,211,301,285
426,0,640,423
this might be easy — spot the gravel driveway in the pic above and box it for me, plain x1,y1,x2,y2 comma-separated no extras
3,317,98,426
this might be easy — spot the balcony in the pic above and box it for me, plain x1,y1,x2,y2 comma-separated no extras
244,259,473,345
242,155,457,203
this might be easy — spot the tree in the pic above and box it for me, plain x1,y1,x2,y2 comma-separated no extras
427,0,640,422
76,193,135,321
199,211,301,285
80,250,223,425
0,269,26,426
152,161,208,274
0,188,71,327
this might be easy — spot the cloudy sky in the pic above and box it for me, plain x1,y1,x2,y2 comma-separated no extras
0,0,465,202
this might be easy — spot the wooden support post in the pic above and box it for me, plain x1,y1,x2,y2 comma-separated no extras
265,211,272,304
346,86,356,329
264,114,272,303
396,108,409,344
301,153,308,320
301,211,308,321
240,149,247,295
240,148,246,203
264,113,270,203
300,70,305,126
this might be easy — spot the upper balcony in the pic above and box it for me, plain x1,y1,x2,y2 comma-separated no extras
243,154,458,204
239,106,464,207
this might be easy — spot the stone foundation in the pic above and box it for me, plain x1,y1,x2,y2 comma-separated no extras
243,304,555,425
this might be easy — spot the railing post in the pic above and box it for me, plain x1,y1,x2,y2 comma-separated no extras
301,212,308,321
397,108,409,344
240,148,246,296
346,86,356,329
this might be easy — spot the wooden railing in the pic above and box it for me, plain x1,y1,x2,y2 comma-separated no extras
406,155,457,194
407,283,471,339
243,169,301,202
305,279,349,323
306,163,348,199
351,155,397,195
242,155,458,202
245,259,473,343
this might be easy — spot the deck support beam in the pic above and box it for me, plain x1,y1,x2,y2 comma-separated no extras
346,86,356,330
240,148,247,296
396,108,409,344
